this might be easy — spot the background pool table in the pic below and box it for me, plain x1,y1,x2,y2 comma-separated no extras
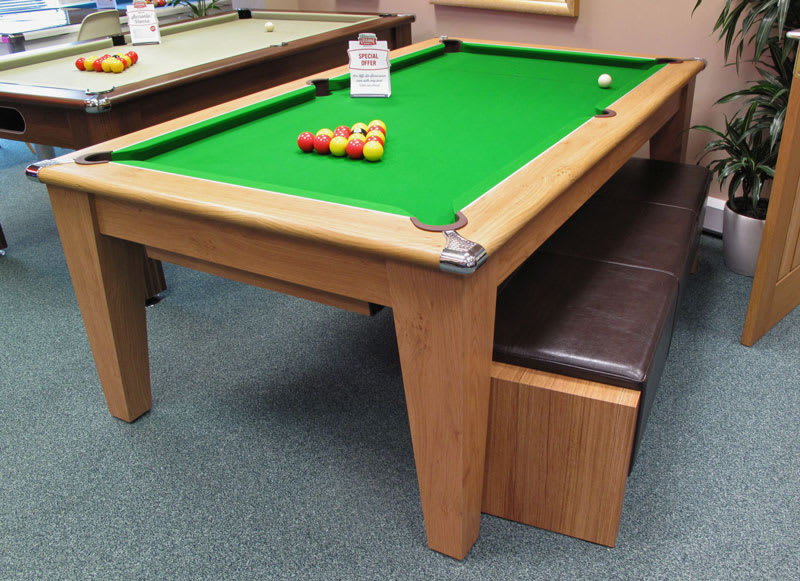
1,9,412,298
1,1,201,54
31,38,704,559
0,10,414,149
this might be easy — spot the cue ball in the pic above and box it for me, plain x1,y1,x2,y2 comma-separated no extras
265,22,274,32
598,73,612,88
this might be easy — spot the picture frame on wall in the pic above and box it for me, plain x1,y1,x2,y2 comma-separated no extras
430,0,578,17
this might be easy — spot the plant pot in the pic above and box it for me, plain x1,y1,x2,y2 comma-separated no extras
722,202,766,276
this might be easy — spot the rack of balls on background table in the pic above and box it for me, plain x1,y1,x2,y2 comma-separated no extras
297,120,386,162
75,51,139,74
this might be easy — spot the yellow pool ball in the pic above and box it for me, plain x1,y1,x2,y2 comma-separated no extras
368,119,386,132
329,136,348,157
363,140,384,162
316,128,334,139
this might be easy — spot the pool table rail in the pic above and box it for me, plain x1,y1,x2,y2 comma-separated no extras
31,38,705,282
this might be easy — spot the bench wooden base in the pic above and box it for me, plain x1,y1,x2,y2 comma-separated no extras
482,361,640,547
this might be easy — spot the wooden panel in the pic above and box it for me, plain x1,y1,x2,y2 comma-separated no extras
148,247,378,315
95,197,395,306
482,362,639,547
779,176,800,276
742,53,800,346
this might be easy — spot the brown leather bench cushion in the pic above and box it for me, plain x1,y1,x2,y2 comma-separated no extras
541,198,698,280
593,157,710,215
494,253,678,391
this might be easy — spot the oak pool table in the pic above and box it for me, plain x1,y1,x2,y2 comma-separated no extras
28,38,704,559
1,9,412,295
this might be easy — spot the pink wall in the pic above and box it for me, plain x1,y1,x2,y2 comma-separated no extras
238,0,759,195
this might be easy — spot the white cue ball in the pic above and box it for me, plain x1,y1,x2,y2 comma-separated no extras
265,21,274,32
598,73,612,88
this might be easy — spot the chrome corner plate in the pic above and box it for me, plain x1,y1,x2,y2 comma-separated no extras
84,88,113,113
440,230,487,274
25,158,73,182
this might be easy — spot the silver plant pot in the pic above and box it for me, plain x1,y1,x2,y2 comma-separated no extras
722,202,765,276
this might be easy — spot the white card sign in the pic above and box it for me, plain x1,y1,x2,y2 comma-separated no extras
127,2,160,45
348,34,391,98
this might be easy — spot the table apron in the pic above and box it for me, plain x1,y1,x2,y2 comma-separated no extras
94,196,395,306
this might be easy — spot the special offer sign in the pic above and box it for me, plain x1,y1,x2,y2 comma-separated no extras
348,34,391,98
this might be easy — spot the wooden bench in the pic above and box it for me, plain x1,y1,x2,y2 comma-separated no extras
482,158,711,547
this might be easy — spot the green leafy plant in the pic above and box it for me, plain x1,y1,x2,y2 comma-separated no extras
168,0,221,18
715,39,793,147
695,104,777,218
694,0,800,69
693,0,799,219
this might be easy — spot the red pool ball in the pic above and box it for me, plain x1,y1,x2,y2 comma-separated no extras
334,125,351,138
367,124,386,137
313,134,332,154
346,139,364,159
94,55,110,72
75,57,85,71
297,131,315,152
366,132,385,147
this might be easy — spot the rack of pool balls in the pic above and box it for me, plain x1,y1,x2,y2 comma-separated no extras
75,51,139,74
297,120,386,162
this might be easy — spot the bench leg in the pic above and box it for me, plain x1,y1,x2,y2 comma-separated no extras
482,362,639,547
143,255,167,305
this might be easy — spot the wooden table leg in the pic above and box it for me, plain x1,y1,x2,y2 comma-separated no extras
48,186,152,422
387,261,496,560
650,76,696,163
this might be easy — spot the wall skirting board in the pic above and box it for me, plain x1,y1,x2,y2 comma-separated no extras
703,196,725,235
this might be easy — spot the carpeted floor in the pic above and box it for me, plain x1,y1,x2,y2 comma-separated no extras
1,138,798,579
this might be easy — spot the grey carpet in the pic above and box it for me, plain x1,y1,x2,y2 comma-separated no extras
1,138,798,579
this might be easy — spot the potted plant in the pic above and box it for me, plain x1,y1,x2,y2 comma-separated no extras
168,0,221,18
693,0,799,275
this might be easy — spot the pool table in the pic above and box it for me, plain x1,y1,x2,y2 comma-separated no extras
1,9,413,297
28,38,704,559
